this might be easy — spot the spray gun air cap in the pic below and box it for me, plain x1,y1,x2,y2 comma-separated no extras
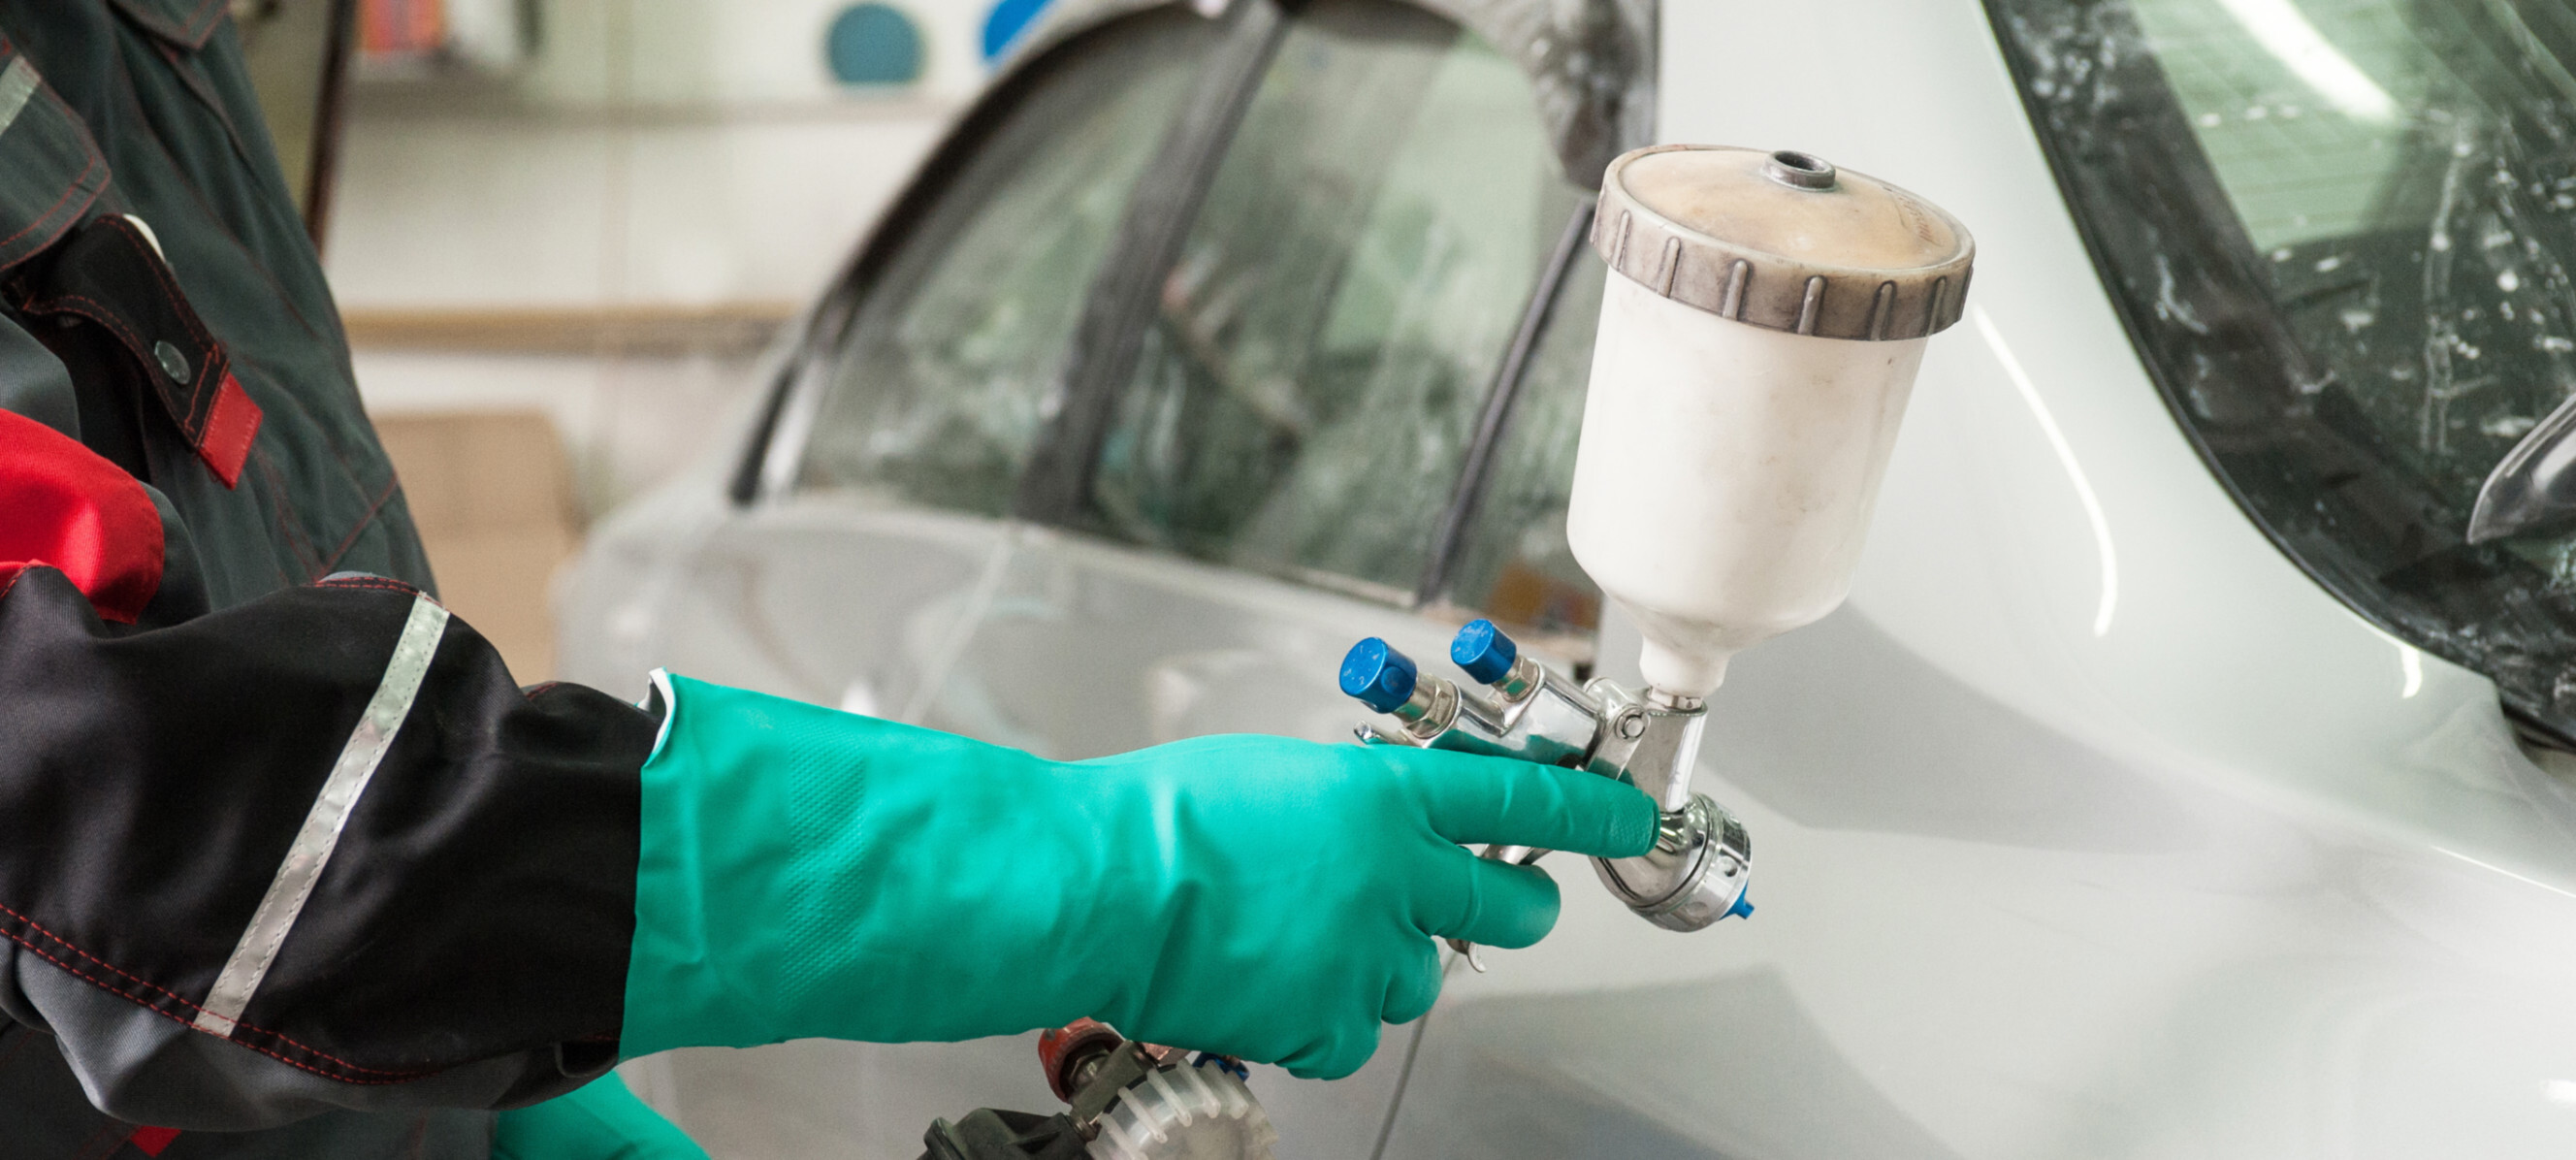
1338,637,1419,714
1450,620,1518,686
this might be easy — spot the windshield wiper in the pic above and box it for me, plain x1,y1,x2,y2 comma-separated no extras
2469,390,2576,542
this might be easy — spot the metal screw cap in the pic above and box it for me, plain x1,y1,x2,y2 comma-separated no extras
1450,620,1518,686
1339,638,1419,715
1762,149,1836,190
1593,144,1976,340
152,339,189,382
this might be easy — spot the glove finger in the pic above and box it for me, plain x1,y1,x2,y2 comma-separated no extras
1284,1023,1381,1081
1388,748,1658,857
1381,935,1443,1025
1417,850,1562,950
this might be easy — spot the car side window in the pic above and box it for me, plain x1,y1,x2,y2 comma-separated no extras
1085,0,1583,597
792,11,1217,514
1440,254,1607,639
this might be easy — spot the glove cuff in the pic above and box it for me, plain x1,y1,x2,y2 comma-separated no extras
619,673,1111,1056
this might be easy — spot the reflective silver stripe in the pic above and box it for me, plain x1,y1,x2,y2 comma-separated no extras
194,596,450,1038
0,58,40,138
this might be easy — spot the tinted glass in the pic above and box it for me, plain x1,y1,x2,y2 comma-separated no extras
1086,0,1581,598
1991,0,2576,737
794,11,1216,513
1442,254,1606,639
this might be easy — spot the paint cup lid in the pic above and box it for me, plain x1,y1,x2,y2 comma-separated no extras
1593,145,1975,340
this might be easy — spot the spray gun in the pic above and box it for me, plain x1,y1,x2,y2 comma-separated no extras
1343,621,1752,944
1342,144,1975,959
918,144,1971,1159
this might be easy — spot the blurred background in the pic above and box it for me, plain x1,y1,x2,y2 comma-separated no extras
240,0,1022,677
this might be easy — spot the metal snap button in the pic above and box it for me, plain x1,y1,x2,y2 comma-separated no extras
152,339,189,382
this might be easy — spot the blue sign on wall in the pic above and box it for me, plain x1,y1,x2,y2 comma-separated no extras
981,0,1053,62
826,3,925,85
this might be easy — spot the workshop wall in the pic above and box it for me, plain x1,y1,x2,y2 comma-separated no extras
324,0,1014,675
327,0,983,312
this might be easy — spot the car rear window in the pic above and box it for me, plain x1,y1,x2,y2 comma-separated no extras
1435,254,1607,639
793,9,1219,514
1083,0,1586,602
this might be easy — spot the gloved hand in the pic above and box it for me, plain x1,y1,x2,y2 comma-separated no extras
619,673,1657,1079
491,1073,708,1160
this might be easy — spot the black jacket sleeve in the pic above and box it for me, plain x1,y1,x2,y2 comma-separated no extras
0,564,658,1130
0,2,662,1136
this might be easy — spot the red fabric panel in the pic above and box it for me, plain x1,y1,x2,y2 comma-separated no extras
126,1125,181,1156
0,410,164,623
195,371,261,489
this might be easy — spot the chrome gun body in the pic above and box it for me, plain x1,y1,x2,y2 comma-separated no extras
1340,622,1753,942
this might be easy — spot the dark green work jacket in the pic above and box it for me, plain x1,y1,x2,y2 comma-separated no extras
0,2,662,1155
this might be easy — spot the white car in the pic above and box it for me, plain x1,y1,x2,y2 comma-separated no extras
560,0,2576,1155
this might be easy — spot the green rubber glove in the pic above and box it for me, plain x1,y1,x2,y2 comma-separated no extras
620,673,1656,1079
491,1073,707,1160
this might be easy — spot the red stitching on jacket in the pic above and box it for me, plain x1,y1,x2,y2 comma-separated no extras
18,294,158,399
0,898,427,1075
251,449,324,576
312,577,426,598
0,900,431,1081
147,38,262,224
0,123,101,255
242,448,309,589
23,216,235,433
0,65,105,267
92,218,222,405
229,355,381,521
10,287,218,440
16,292,142,344
106,216,213,344
0,931,417,1086
178,0,228,44
314,475,402,577
120,115,329,344
109,0,233,48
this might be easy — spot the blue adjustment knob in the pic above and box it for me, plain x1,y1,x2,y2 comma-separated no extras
1725,892,1755,920
1339,638,1419,714
1451,619,1518,686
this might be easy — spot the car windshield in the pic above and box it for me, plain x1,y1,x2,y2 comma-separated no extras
1990,0,2576,741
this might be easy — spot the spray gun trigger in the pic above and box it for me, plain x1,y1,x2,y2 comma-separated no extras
1443,843,1549,970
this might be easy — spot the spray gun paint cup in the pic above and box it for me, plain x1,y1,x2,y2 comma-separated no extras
1333,145,1974,944
1568,146,1976,697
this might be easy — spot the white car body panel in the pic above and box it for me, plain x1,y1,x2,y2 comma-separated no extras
561,0,2576,1155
